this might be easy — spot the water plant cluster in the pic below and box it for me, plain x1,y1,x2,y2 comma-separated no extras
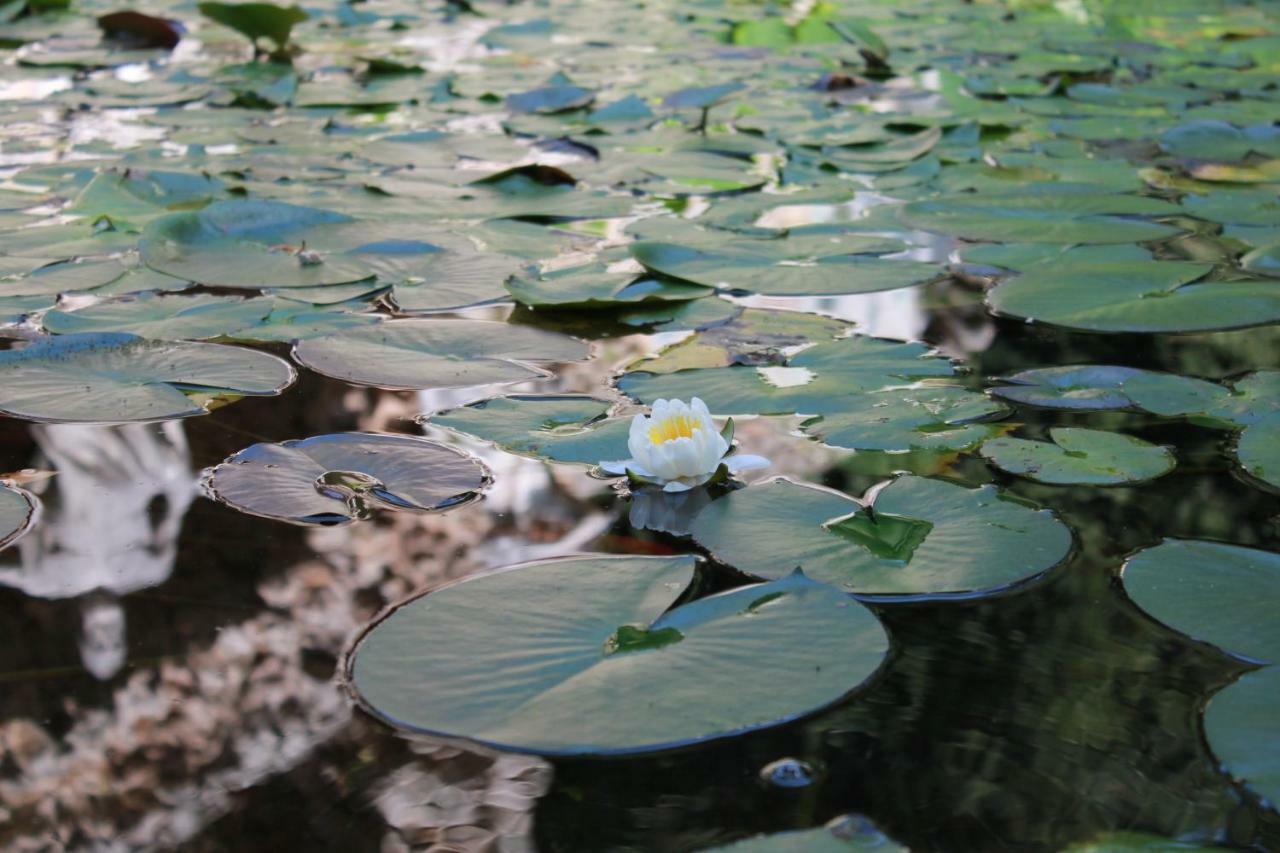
2,0,1280,847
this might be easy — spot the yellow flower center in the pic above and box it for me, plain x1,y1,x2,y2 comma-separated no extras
648,414,700,444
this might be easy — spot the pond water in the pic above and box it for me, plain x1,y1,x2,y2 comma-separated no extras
2,0,1280,850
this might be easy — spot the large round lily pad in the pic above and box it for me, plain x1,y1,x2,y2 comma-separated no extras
347,555,888,755
689,475,1072,597
43,292,271,340
292,319,588,391
429,395,631,465
141,200,375,289
0,483,38,551
987,260,1280,333
206,432,490,526
1122,540,1280,806
980,428,1176,486
630,241,939,297
899,195,1182,244
0,332,296,423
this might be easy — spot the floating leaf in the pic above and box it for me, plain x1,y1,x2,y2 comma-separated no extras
198,1,307,52
980,428,1176,486
0,482,38,551
388,252,524,312
986,260,1280,333
630,242,938,297
506,258,710,309
0,259,128,297
43,292,270,340
1236,418,1280,491
619,336,957,417
1123,540,1280,805
689,475,1071,596
706,815,906,852
801,387,1009,453
206,432,489,526
348,555,888,755
991,365,1149,411
900,195,1182,244
430,396,631,465
141,200,374,289
0,332,295,423
507,84,594,114
292,319,588,391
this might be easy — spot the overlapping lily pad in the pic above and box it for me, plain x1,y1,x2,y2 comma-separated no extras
506,258,711,309
429,396,631,465
0,332,296,423
206,432,489,526
347,555,888,755
42,292,271,340
689,475,1071,596
899,193,1183,244
1122,540,1280,805
0,483,39,551
292,319,588,391
981,428,1175,486
801,387,1010,453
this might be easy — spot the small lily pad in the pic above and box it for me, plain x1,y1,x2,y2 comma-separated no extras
0,483,38,551
980,428,1176,486
689,475,1071,596
429,395,631,465
348,555,888,755
0,332,296,423
206,432,490,526
292,319,588,391
991,365,1149,410
506,258,710,309
1236,419,1280,491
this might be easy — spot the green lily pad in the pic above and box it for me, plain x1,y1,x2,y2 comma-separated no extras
0,259,129,297
430,395,631,465
198,2,307,51
387,252,524,312
986,260,1280,333
689,475,1071,596
206,432,489,526
42,292,271,340
980,428,1176,486
0,482,38,551
1123,370,1280,428
1236,418,1280,491
1160,121,1280,163
991,365,1148,410
619,336,958,417
347,555,888,755
140,200,375,289
506,259,710,309
800,386,1010,453
0,332,296,423
1122,540,1280,805
899,195,1183,244
66,169,225,229
292,319,588,391
630,242,939,297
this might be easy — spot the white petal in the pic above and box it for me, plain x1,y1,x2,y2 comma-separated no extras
662,479,695,493
627,413,650,461
723,454,770,472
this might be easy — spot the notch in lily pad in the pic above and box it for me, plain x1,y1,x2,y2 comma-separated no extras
347,555,888,755
205,432,490,526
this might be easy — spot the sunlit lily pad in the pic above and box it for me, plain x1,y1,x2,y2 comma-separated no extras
430,395,630,465
347,555,888,755
980,428,1175,486
689,475,1071,596
899,195,1182,244
141,200,375,289
987,260,1280,333
619,336,958,417
630,242,939,296
0,332,295,423
0,482,39,551
206,432,489,526
42,292,270,340
0,258,129,297
292,319,588,391
1122,540,1280,805
801,387,1009,453
506,258,710,308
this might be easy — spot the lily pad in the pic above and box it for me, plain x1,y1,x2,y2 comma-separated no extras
980,428,1176,486
198,2,307,52
140,200,375,289
1235,419,1280,491
630,242,939,297
801,387,1010,453
0,482,38,551
292,319,588,391
507,259,711,309
986,260,1280,333
347,555,888,755
206,432,489,526
899,195,1182,244
991,365,1149,410
0,332,296,423
1122,540,1280,805
689,475,1071,596
620,336,958,417
430,395,631,465
42,292,270,340
705,815,906,852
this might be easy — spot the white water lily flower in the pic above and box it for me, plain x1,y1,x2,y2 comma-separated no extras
600,397,769,492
